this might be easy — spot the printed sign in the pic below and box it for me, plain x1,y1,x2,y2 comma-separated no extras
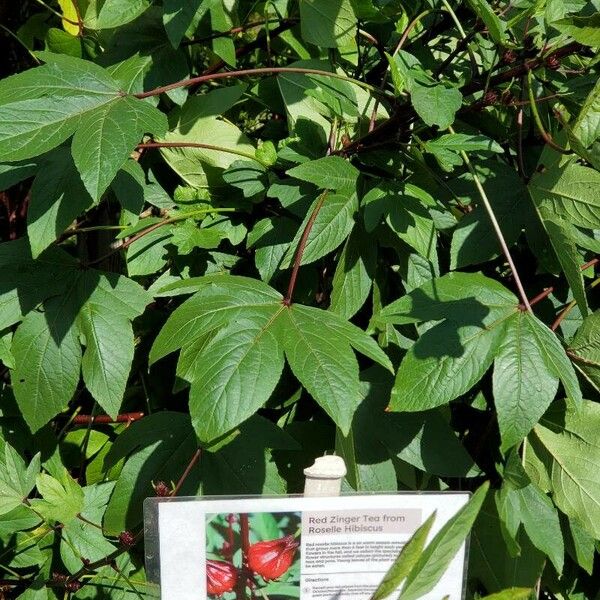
147,494,470,600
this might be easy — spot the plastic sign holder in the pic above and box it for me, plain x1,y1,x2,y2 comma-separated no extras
144,456,470,600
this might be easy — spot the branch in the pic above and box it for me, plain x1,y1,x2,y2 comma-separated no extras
171,449,202,497
451,125,531,312
134,67,385,100
526,70,571,154
84,207,234,267
137,141,269,167
72,412,144,425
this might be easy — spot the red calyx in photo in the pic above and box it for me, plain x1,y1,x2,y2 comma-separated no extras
206,559,238,596
247,535,299,580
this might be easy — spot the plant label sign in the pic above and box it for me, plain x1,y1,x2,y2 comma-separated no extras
145,493,471,600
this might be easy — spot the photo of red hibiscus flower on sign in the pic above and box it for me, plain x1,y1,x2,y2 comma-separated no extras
205,512,301,599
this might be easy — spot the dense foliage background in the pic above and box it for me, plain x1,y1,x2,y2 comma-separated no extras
0,0,599,598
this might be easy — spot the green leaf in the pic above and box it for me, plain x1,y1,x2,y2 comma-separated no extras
299,0,357,48
552,14,600,47
0,54,165,200
79,307,133,420
189,316,286,443
33,471,84,524
223,160,267,197
541,218,588,316
529,161,600,230
470,495,545,593
465,0,507,43
399,482,489,600
451,164,533,269
160,91,258,187
104,412,200,534
372,512,436,600
126,223,173,276
71,95,167,199
163,0,209,47
526,399,600,539
27,148,93,258
150,275,282,363
277,304,362,435
60,483,116,572
85,0,151,30
363,183,437,258
572,77,600,148
203,416,296,494
353,368,478,476
524,314,582,405
282,192,358,267
514,484,564,573
248,217,298,282
287,156,359,193
380,272,518,325
411,84,462,130
0,55,119,159
568,310,600,389
11,305,81,433
382,273,517,412
424,133,503,155
493,312,560,451
0,444,40,516
330,226,376,319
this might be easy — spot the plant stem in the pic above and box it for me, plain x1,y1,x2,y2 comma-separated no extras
552,274,600,331
134,67,387,100
72,412,144,425
137,141,269,167
171,449,202,497
526,70,570,154
450,126,532,311
239,514,250,600
439,0,478,73
85,207,234,267
283,191,328,306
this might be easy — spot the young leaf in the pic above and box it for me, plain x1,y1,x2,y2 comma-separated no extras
399,482,489,600
0,445,40,516
411,84,462,130
371,512,436,600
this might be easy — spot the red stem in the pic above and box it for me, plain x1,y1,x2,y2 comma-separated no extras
73,412,144,425
171,449,202,497
283,192,328,306
134,67,374,99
